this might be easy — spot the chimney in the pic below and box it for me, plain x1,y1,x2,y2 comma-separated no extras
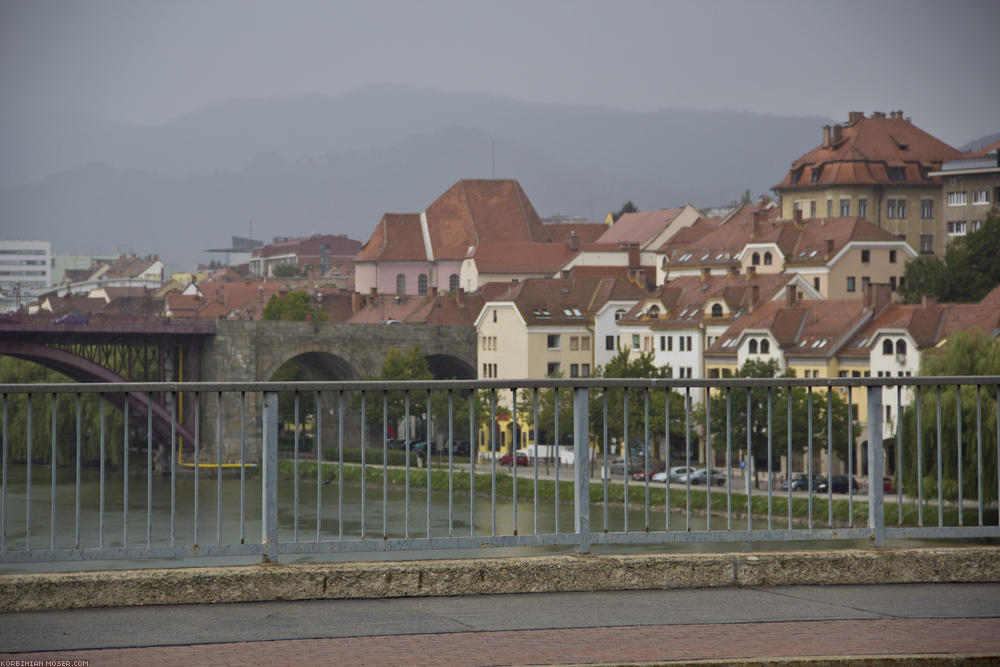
863,282,892,312
786,286,797,307
822,125,831,148
751,210,761,236
351,291,360,314
701,267,711,281
825,238,834,257
568,230,579,252
793,208,803,225
848,111,864,125
921,294,938,307
831,124,842,143
627,244,639,269
429,286,438,299
749,284,760,311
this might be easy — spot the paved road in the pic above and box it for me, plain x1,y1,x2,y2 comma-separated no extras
2,583,999,664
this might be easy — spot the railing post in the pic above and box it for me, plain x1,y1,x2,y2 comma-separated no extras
866,385,885,546
262,391,279,563
573,386,590,553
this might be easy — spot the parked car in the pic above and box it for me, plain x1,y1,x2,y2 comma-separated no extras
53,312,89,325
499,452,529,466
607,456,645,476
883,475,896,493
818,475,859,494
630,459,667,481
781,473,826,491
651,466,697,483
685,468,726,486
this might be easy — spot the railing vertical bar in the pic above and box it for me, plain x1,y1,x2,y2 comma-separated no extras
684,387,691,531
996,384,999,528
293,391,300,543
976,385,983,527
664,388,671,532
170,394,176,547
360,390,366,540
745,387,752,532
490,389,497,537
807,386,813,531
261,391,278,563
448,391,454,537
194,392,200,547
827,389,833,528
644,388,650,531
74,393,80,549
147,392,153,547
767,387,773,530
787,386,793,530
404,391,410,539
425,389,431,538
315,390,322,542
956,384,963,527
936,385,943,528
848,386,855,528
512,388,518,537
382,391,388,539
534,388,540,535
703,386,710,532
99,400,105,549
123,399,129,547
916,385,924,527
726,387,733,531
573,386,590,553
602,389,609,533
866,383,885,547
216,392,222,545
896,384,903,525
468,390,475,537
554,388,560,533
53,393,60,550
240,392,246,545
623,388,629,533
1,394,6,553
338,391,344,542
26,394,31,551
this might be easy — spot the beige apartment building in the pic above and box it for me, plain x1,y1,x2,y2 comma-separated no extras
930,140,1000,240
774,111,960,257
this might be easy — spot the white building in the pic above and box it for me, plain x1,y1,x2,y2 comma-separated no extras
0,240,52,297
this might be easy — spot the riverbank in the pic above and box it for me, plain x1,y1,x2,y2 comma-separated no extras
2,546,998,612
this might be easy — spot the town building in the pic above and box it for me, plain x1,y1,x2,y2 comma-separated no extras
929,140,1000,240
773,111,960,257
0,240,52,300
249,234,361,278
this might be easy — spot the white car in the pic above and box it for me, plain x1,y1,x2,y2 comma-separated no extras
651,466,696,483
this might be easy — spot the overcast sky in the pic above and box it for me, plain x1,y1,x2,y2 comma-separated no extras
2,0,998,146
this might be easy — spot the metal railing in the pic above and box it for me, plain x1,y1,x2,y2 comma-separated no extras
1,377,998,565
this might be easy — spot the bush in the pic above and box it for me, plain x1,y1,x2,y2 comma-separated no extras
323,446,417,467
279,433,314,452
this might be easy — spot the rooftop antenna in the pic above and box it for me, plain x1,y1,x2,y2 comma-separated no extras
491,139,495,178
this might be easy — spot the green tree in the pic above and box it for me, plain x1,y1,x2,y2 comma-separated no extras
740,189,753,205
612,200,638,222
261,290,327,321
271,264,302,277
901,208,1000,303
897,328,1000,502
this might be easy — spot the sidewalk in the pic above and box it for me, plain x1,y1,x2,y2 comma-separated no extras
3,584,999,665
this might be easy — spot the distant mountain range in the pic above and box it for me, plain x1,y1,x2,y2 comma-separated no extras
2,85,850,268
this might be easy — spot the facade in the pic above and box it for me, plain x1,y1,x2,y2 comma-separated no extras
773,111,960,257
929,141,1000,241
0,240,52,297
249,234,361,278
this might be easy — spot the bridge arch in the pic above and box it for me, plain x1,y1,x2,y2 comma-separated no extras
260,350,360,382
425,353,475,380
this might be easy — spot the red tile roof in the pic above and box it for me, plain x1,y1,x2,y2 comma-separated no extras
354,213,426,262
488,278,646,326
774,112,960,191
471,243,575,274
596,209,683,246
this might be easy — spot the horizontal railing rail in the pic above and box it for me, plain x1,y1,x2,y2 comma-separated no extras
1,376,997,565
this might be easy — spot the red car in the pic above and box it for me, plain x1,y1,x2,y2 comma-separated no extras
499,452,529,466
883,475,895,493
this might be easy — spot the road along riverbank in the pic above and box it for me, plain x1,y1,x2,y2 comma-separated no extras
1,545,998,612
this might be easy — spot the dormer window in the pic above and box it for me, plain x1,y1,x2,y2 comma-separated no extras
647,305,660,318
887,166,906,181
711,304,723,318
752,252,760,266
763,252,772,265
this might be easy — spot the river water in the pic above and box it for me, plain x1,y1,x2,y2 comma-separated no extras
0,464,969,573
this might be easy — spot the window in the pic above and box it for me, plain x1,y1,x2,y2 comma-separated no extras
840,199,850,216
889,250,897,263
920,199,933,219
547,362,560,376
861,249,870,263
396,273,406,295
883,339,893,355
493,310,498,323
749,339,758,354
948,191,967,206
582,364,591,377
972,220,983,233
760,339,770,354
826,199,833,217
570,336,579,351
646,304,660,318
660,335,666,351
858,198,868,218
632,334,640,349
947,221,967,236
711,303,723,317
973,189,989,205
643,336,652,351
813,277,820,290
763,252,772,265
752,252,760,266
417,274,428,296
614,309,625,321
605,335,615,351
920,235,934,254
887,167,906,181
896,339,907,356
581,337,590,351
809,200,816,217
861,276,870,288
708,368,720,378
570,364,579,378
887,198,906,218
846,276,856,292
449,274,459,291
889,276,897,290
547,334,560,349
